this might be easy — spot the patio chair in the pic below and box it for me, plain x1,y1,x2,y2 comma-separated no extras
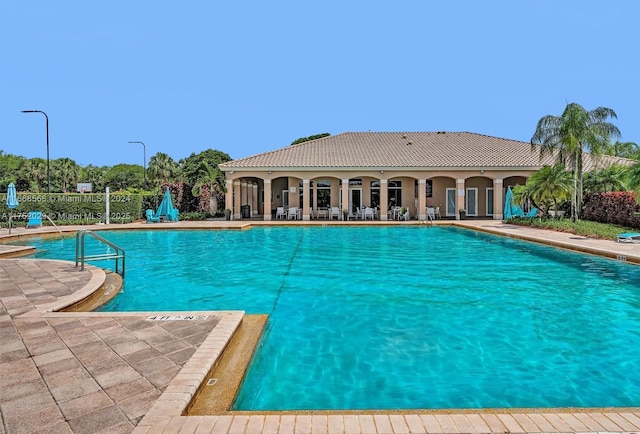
26,211,43,228
329,207,341,220
364,207,375,220
617,232,640,243
276,207,286,219
287,207,298,220
426,207,436,221
145,209,160,223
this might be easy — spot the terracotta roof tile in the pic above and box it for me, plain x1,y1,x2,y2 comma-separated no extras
219,132,632,171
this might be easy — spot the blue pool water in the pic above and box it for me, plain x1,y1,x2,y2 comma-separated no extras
17,226,640,410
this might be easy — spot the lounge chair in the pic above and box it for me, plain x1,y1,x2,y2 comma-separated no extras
145,209,160,223
617,233,640,243
26,211,42,228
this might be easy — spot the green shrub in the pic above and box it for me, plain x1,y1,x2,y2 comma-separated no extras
510,217,632,241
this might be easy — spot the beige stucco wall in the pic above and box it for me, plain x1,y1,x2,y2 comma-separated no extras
224,169,536,221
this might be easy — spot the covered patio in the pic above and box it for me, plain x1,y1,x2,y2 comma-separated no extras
219,131,620,221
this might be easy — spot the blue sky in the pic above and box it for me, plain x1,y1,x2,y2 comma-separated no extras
1,1,638,167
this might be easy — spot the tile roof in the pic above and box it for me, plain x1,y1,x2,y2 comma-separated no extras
219,131,632,171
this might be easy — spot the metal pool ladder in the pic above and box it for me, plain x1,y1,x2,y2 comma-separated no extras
75,230,126,276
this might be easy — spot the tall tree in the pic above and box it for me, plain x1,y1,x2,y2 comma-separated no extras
18,158,47,192
179,149,231,186
103,164,143,191
53,158,80,193
627,161,640,194
79,165,109,192
191,162,227,214
604,140,640,160
0,151,26,191
531,103,621,220
147,152,177,190
290,133,330,146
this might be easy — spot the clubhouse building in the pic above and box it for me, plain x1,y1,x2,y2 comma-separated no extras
219,131,622,221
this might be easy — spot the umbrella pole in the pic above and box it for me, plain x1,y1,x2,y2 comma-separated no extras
8,211,12,235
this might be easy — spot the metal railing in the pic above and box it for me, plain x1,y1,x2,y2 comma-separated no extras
75,230,125,276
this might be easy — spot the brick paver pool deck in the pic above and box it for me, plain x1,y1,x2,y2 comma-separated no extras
1,220,638,433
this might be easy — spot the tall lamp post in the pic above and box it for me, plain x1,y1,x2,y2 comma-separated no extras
21,110,50,193
128,141,146,189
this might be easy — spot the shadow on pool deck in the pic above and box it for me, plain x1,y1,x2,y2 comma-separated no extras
1,220,639,433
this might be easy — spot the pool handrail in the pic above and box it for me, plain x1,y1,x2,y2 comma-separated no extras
75,230,126,276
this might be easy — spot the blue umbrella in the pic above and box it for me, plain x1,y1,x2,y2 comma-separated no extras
155,188,178,221
7,182,18,234
503,186,513,219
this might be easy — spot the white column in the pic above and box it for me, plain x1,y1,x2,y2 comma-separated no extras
418,179,427,221
380,179,388,221
456,178,465,220
341,178,349,220
493,178,503,220
263,179,272,221
233,181,241,219
225,179,233,216
252,183,258,215
302,179,311,221
241,181,248,205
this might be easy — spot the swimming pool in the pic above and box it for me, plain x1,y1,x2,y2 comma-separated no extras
19,226,640,410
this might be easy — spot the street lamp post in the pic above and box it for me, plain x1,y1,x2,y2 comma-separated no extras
128,141,146,189
21,110,50,193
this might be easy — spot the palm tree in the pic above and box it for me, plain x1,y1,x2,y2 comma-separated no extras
525,164,573,215
627,161,640,198
511,184,532,211
18,158,47,192
604,140,640,159
80,165,109,192
583,165,628,194
531,102,621,220
147,152,177,190
54,158,79,193
191,162,226,214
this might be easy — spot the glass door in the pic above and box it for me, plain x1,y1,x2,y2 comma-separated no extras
486,187,494,217
349,189,362,213
466,188,478,216
446,188,456,216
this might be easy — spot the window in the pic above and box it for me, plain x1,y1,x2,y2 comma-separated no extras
316,180,331,208
388,181,402,207
370,181,380,208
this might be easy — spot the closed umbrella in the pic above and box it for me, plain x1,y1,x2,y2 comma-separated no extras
503,186,513,219
6,182,18,234
155,188,178,221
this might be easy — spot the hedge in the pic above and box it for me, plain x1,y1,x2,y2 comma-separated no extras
0,193,153,225
582,191,640,229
